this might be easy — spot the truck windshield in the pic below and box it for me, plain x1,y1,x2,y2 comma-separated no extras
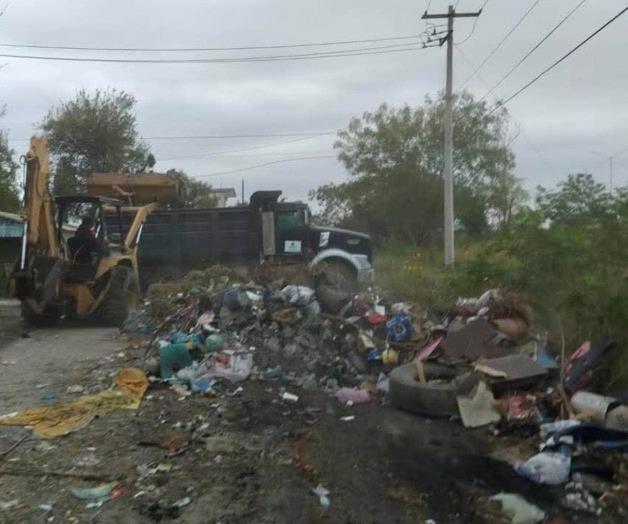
276,210,304,230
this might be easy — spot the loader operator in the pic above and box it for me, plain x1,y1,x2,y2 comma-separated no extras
71,217,105,264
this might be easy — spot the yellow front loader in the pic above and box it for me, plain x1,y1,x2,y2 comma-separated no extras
12,136,164,326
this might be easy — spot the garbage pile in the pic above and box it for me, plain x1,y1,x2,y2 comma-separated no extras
126,271,627,519
128,265,419,397
387,288,628,519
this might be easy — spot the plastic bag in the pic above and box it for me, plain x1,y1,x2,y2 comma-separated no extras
208,353,253,382
514,446,571,485
489,493,545,524
386,313,412,342
281,285,316,306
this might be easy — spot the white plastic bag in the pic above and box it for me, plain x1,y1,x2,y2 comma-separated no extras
514,446,571,485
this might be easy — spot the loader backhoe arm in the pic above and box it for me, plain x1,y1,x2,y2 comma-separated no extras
123,202,158,251
23,137,59,257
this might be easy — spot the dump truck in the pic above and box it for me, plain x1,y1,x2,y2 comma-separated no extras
11,137,171,326
109,190,374,289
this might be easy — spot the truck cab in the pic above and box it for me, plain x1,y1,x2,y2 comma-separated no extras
252,191,374,284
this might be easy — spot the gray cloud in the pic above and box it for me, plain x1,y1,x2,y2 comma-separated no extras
2,0,627,204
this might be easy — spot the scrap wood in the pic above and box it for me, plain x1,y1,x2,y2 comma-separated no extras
557,384,576,419
138,432,190,452
144,301,198,358
0,433,29,460
414,361,427,383
474,363,508,378
415,335,443,362
0,468,119,482
0,368,148,439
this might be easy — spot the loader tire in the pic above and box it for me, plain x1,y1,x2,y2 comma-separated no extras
97,266,139,327
21,301,60,327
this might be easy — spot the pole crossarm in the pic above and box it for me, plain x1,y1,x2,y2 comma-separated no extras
422,10,482,20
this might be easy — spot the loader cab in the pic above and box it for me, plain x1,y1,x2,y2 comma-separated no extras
54,195,122,281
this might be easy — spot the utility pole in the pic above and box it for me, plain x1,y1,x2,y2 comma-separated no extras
589,148,628,191
422,4,482,266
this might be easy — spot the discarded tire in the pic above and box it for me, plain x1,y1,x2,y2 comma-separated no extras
389,362,461,417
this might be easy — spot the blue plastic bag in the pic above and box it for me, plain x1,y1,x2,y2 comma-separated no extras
386,313,412,342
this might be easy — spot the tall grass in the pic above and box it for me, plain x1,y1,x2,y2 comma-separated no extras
374,234,628,392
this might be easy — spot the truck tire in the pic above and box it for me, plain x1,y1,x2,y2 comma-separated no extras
389,363,461,417
314,259,358,293
97,266,139,327
21,301,60,327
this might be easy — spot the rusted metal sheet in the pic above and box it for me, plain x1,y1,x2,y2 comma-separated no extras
441,318,504,361
475,354,548,393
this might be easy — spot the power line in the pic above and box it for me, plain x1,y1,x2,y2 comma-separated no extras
156,135,333,161
144,132,334,140
0,42,425,64
160,149,331,162
478,0,588,102
194,155,335,178
10,131,336,142
0,34,421,53
454,45,558,173
497,5,628,110
460,0,541,87
455,0,490,44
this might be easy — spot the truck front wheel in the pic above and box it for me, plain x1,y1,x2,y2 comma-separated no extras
314,260,358,293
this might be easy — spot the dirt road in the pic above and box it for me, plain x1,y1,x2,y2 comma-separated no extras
0,326,124,413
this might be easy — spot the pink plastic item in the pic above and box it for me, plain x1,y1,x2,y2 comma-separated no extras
335,388,371,404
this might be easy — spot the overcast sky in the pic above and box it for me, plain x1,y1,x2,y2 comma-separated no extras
1,0,627,204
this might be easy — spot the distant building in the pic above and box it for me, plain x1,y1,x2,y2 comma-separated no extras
0,211,23,265
209,188,237,207
0,212,23,293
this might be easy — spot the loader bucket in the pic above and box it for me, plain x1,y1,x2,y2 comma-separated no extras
87,173,182,206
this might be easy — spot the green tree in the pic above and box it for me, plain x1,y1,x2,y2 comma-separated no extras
0,128,20,212
311,92,525,244
536,173,614,225
41,89,153,195
166,170,217,208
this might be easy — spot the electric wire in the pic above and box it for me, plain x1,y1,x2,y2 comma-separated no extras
496,4,628,110
455,0,490,45
455,45,558,173
160,149,332,162
194,155,335,178
460,0,541,86
478,0,588,102
144,132,334,140
0,34,421,53
11,132,336,142
157,135,333,162
0,42,425,64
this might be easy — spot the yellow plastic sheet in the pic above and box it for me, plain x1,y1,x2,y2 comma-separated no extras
0,367,148,439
